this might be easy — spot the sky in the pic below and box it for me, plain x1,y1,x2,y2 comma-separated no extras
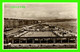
4,3,77,20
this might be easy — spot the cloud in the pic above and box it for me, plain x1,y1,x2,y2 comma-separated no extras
4,3,77,20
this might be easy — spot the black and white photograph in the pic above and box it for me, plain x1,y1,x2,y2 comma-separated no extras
3,3,77,49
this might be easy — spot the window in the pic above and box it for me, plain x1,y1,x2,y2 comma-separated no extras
27,38,33,43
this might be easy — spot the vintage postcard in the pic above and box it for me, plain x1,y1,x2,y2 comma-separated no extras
3,3,77,49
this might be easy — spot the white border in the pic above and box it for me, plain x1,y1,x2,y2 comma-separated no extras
2,2,78,50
